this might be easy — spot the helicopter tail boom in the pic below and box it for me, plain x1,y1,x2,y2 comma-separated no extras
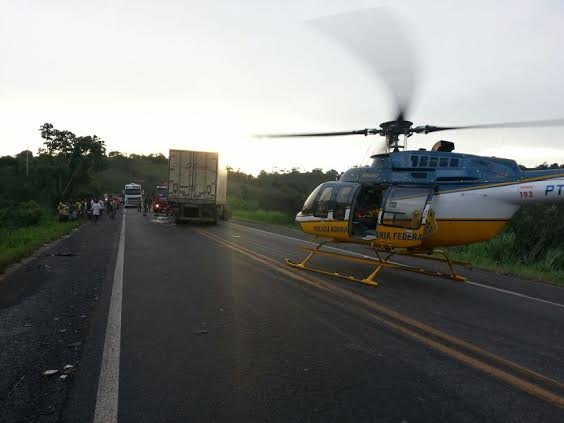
498,175,564,205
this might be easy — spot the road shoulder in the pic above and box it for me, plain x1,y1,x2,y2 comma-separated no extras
0,213,122,422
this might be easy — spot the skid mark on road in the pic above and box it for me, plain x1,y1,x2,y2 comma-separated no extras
227,222,564,309
197,228,564,409
93,210,126,423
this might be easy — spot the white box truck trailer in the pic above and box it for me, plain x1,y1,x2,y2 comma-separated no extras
168,149,228,223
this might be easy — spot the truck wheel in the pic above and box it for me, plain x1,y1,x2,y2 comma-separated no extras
220,207,229,221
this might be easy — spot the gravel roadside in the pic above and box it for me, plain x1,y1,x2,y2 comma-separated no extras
0,213,121,423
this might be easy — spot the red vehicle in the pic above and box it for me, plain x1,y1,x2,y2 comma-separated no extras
152,185,168,214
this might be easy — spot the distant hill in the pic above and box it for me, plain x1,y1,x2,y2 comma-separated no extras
97,154,168,195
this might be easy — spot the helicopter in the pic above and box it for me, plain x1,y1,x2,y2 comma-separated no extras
257,9,564,287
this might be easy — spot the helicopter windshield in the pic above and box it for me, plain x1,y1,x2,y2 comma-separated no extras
301,184,324,215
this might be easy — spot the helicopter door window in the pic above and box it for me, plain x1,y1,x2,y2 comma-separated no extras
313,186,334,219
333,186,353,221
381,187,432,229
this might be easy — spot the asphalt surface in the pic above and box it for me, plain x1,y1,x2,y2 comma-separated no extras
1,209,563,422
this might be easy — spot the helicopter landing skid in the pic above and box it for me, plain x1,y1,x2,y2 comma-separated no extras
285,244,467,287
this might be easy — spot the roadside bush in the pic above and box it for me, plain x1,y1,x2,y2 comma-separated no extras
0,200,43,229
539,248,564,272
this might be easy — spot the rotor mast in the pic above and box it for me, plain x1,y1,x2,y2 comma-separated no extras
379,120,412,153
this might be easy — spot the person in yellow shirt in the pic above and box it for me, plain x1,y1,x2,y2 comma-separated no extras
57,201,69,222
75,201,82,217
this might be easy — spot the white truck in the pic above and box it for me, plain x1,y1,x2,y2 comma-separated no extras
168,149,228,223
123,182,143,208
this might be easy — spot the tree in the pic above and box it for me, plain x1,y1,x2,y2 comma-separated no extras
38,123,106,198
146,153,167,163
16,150,33,159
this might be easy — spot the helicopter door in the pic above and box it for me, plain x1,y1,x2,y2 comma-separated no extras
375,187,435,248
331,184,356,221
350,186,385,239
296,183,357,241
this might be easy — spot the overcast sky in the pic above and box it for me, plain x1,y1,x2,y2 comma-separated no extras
1,0,564,174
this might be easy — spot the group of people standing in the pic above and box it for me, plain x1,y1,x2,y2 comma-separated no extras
57,196,121,223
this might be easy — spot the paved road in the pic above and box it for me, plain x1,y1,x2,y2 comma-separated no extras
1,210,563,422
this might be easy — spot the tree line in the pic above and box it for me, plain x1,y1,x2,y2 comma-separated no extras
0,123,171,209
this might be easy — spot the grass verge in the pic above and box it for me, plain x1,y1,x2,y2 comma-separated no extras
231,209,297,228
449,249,564,286
0,217,82,273
448,231,564,286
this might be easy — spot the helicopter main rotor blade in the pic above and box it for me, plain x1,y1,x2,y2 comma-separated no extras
254,129,382,138
413,118,564,134
310,8,416,122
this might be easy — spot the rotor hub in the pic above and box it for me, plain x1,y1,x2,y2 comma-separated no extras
379,120,413,135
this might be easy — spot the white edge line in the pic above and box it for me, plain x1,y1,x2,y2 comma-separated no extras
228,222,564,310
465,281,564,309
93,209,126,423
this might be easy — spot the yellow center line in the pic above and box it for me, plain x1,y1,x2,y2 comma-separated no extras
196,228,564,408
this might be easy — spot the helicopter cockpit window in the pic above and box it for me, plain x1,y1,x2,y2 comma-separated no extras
371,157,389,169
333,186,353,221
301,184,323,215
381,187,432,229
313,186,334,219
419,156,428,167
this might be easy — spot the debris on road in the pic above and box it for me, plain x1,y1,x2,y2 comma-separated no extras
193,329,208,336
59,374,68,380
42,370,59,376
42,252,79,258
67,341,82,348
